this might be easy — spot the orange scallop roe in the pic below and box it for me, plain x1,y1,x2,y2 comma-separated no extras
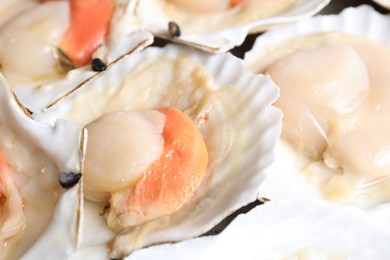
231,0,243,6
60,0,114,67
108,107,209,229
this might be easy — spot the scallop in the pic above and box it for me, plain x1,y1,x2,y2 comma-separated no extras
0,0,153,114
245,5,390,209
128,0,330,53
34,44,282,258
0,75,85,258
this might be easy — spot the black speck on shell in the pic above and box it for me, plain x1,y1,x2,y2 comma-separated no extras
91,58,107,72
168,21,181,38
59,172,82,189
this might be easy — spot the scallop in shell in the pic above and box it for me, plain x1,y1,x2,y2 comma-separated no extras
245,5,390,210
35,44,282,258
0,75,85,258
128,0,330,53
0,0,153,114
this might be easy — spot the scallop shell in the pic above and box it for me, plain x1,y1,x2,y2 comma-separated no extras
244,5,390,210
2,1,153,114
35,44,282,258
0,76,85,258
129,0,330,53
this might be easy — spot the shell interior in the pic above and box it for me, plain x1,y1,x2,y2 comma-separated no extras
21,183,83,260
